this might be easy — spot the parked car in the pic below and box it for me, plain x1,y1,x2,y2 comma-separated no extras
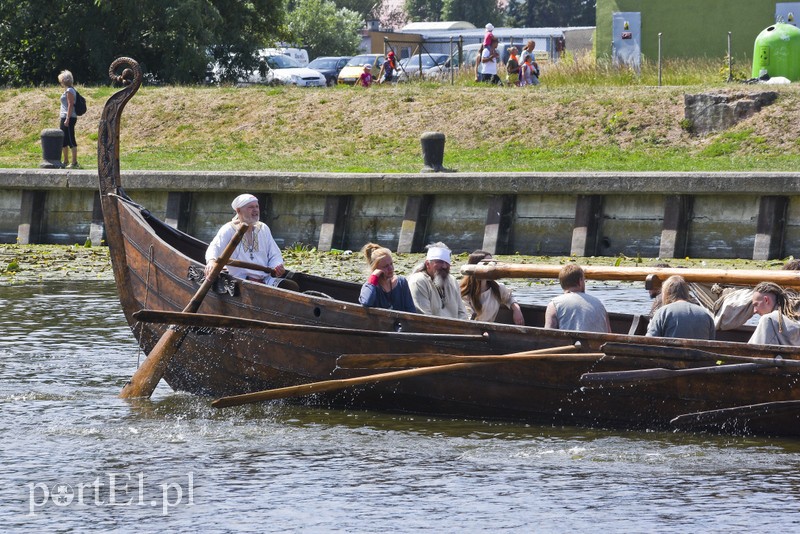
308,56,352,86
337,54,386,85
395,53,449,82
207,50,325,86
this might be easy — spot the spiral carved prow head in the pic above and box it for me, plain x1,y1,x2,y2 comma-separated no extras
108,57,141,89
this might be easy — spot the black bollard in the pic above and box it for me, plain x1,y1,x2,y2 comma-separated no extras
39,129,64,168
420,131,447,172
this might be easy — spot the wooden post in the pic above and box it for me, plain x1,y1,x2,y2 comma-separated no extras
397,195,433,253
753,195,788,260
164,191,192,232
482,195,516,254
89,191,105,246
317,195,350,252
17,190,47,245
570,195,603,257
659,195,693,259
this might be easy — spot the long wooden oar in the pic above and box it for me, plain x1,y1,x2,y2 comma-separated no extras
460,262,800,289
337,345,603,369
227,259,274,274
601,341,800,368
670,400,800,430
120,223,249,399
132,309,489,341
581,361,782,386
212,345,579,409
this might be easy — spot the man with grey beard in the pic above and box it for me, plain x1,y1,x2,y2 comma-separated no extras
408,242,468,319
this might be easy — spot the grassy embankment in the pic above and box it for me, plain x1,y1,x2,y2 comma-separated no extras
2,55,798,282
1,55,799,173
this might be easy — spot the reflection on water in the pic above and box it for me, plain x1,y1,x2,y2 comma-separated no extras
0,281,797,531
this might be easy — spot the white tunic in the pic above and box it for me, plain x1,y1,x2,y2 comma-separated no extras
205,221,283,285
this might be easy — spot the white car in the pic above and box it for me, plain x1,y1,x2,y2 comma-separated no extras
210,52,326,87
258,54,326,87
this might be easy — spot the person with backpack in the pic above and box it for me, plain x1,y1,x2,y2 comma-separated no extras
58,69,82,168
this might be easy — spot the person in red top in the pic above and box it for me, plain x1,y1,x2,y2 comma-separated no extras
379,51,397,84
356,64,373,87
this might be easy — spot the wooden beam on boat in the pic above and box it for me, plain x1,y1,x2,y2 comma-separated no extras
601,342,800,368
132,309,490,342
669,400,800,431
581,362,783,386
460,262,800,288
212,345,583,409
337,344,595,369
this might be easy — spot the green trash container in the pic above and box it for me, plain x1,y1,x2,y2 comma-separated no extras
752,22,800,81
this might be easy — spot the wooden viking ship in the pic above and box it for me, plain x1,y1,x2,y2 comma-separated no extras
100,58,800,437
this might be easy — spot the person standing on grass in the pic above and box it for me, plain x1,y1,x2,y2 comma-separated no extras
58,70,80,168
356,64,373,87
479,37,501,85
505,47,520,86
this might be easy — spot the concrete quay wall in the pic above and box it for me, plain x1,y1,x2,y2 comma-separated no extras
2,169,799,260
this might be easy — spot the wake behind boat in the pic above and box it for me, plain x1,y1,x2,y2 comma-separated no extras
99,58,800,437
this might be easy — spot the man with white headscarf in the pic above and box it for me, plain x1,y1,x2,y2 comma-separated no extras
205,193,294,289
408,242,468,319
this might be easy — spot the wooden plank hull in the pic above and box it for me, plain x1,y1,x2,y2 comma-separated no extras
98,58,800,437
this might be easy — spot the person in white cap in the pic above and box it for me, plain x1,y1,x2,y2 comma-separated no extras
408,242,468,319
204,193,296,289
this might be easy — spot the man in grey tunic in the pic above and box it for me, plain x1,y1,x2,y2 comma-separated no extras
646,275,715,340
544,264,610,333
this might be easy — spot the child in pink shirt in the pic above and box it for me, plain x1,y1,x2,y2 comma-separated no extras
357,64,373,87
483,23,494,47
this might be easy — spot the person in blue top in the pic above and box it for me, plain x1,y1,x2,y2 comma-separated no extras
358,243,417,313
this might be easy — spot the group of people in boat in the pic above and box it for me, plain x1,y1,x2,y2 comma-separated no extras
205,193,800,347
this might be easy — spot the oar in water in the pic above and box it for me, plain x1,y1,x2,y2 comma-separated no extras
581,361,783,387
600,341,800,368
337,344,606,369
119,223,249,399
212,345,579,409
132,309,489,342
670,400,800,431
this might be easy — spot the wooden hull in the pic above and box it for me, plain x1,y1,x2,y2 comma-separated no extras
98,58,800,437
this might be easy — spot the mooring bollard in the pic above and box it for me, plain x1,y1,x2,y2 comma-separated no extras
39,129,64,168
420,131,447,172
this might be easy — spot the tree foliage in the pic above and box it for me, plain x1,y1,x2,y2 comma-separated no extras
404,0,443,23
0,0,285,86
505,0,596,28
332,0,380,21
287,0,363,59
441,0,503,27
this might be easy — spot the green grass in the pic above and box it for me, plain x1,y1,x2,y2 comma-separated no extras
1,54,798,172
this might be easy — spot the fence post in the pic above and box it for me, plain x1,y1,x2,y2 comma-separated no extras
658,33,662,87
450,36,454,85
727,32,733,82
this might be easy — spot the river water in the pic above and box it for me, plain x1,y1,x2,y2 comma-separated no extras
1,281,799,532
